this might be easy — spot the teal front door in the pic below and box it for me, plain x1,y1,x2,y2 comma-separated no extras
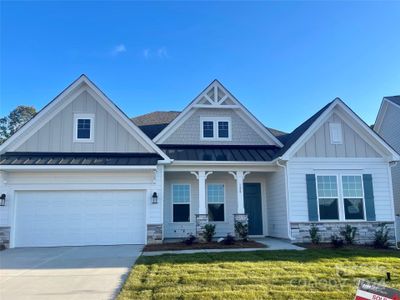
244,183,263,235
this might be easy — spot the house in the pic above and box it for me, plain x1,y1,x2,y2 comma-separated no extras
374,96,400,239
0,75,398,248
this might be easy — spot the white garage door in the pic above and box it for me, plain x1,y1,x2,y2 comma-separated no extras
14,190,146,247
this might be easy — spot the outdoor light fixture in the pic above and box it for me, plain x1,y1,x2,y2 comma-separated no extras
152,192,158,204
0,194,6,207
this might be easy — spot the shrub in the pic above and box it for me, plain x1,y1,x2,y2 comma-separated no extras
341,225,357,244
374,224,389,249
331,234,344,248
309,224,320,244
234,221,249,241
203,224,216,242
184,234,196,246
223,234,235,245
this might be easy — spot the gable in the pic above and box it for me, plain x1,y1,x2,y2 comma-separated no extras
15,90,149,152
1,75,170,159
294,112,380,158
154,80,283,147
375,100,400,151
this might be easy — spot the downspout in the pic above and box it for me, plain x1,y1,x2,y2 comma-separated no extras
276,158,293,241
389,161,399,250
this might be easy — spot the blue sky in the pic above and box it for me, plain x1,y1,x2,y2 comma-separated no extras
1,1,399,132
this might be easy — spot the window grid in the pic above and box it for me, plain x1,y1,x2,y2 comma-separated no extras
342,176,363,198
77,119,91,139
218,121,229,138
207,184,224,204
203,121,214,138
172,185,190,204
317,176,338,198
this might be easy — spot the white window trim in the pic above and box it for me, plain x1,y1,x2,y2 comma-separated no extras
315,173,367,222
73,113,95,143
200,117,232,141
329,122,343,144
341,174,366,221
206,182,226,222
171,183,191,223
316,175,340,221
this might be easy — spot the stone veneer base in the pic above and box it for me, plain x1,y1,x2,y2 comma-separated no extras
290,221,396,245
147,224,163,244
195,214,209,241
0,227,10,249
233,213,249,239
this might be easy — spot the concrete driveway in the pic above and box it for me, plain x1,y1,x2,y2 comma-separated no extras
0,245,143,300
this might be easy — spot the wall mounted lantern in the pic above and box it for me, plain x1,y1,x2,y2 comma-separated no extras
0,194,6,207
152,192,158,204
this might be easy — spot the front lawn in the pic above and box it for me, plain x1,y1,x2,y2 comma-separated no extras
119,248,400,300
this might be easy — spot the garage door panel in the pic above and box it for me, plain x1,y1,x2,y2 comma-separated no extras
15,190,146,247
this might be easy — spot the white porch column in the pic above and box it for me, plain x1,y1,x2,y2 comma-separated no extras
229,171,250,214
191,171,213,214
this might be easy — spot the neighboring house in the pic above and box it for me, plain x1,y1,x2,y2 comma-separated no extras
0,75,398,248
374,96,400,241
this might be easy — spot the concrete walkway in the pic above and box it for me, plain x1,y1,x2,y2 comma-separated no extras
0,245,143,300
142,237,304,256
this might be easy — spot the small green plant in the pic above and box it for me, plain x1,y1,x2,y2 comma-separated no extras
341,224,357,244
234,221,249,241
309,224,320,244
374,224,389,249
183,234,196,246
203,223,216,242
223,233,235,245
331,234,344,248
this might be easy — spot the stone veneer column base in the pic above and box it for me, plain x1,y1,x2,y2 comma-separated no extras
233,214,248,239
147,224,163,244
195,214,209,241
290,222,396,246
0,227,10,249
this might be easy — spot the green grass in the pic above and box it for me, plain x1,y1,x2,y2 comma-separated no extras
119,248,400,300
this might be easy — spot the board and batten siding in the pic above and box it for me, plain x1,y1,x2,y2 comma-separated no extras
15,91,149,153
163,108,271,145
295,113,380,158
265,169,289,238
287,160,395,222
375,102,400,215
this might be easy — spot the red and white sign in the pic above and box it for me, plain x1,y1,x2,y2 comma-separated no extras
355,280,400,300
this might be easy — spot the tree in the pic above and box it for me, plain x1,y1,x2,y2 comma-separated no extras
0,106,37,145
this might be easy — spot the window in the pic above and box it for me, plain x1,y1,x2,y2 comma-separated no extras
329,123,343,144
218,121,229,138
342,176,365,220
74,114,94,142
200,117,231,140
203,121,214,138
207,184,225,221
172,184,190,222
317,176,339,220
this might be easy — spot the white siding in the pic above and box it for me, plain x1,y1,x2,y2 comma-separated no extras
375,102,400,215
15,91,149,153
287,159,395,222
265,169,289,238
295,112,380,158
163,108,272,145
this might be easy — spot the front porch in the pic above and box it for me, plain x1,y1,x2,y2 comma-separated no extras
163,169,289,240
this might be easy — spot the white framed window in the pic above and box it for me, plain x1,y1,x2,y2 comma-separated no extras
207,183,225,222
73,114,95,142
329,123,343,144
172,184,191,223
316,175,340,220
342,175,365,220
200,117,231,140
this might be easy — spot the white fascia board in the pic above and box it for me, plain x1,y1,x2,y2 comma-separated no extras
373,99,388,134
165,161,279,172
281,99,400,162
0,165,158,171
154,80,284,147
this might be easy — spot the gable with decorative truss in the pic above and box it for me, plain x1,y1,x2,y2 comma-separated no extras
154,80,283,147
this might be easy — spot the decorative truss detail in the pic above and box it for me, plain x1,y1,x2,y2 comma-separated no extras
194,82,238,108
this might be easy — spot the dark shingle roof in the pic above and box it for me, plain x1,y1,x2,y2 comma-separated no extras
0,152,162,166
131,111,180,126
385,96,400,106
160,145,280,161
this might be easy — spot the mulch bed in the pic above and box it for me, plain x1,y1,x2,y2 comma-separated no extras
295,243,396,251
143,240,267,252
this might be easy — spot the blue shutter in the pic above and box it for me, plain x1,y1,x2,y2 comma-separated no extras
363,174,376,221
306,174,318,221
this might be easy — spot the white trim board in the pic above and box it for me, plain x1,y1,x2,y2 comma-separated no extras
0,75,171,161
153,80,284,147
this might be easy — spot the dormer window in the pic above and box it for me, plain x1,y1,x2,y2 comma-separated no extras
74,114,94,142
200,117,231,140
